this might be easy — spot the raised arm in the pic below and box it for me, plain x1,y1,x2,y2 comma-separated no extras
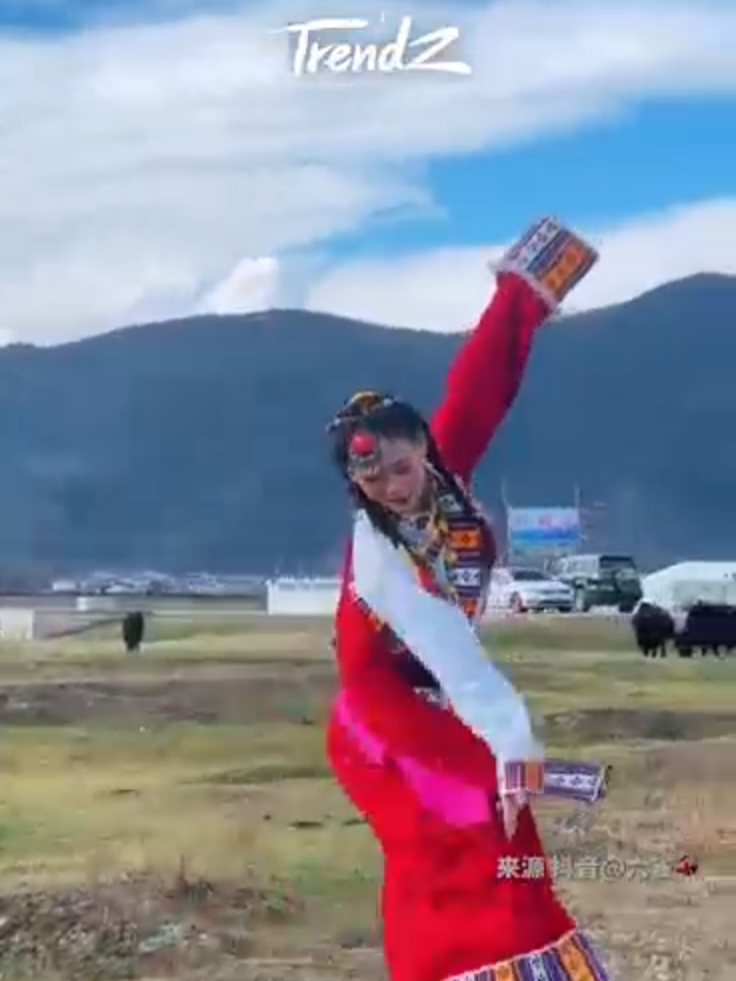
430,272,548,482
431,219,598,482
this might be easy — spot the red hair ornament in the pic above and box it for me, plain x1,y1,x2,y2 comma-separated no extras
348,430,382,476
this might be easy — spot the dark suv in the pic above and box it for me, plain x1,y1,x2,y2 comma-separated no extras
551,553,643,613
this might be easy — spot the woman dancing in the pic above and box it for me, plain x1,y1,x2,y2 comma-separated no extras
326,218,614,981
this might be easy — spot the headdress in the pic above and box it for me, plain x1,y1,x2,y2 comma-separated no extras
327,390,398,477
326,390,395,430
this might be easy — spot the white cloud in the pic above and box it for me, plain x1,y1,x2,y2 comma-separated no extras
1,0,736,343
200,256,280,314
306,198,736,330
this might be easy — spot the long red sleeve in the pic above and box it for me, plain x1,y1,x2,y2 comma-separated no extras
333,581,499,788
430,273,550,482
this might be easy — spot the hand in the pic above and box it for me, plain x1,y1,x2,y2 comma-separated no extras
499,792,527,840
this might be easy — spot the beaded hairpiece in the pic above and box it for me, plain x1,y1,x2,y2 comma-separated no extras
326,391,393,430
327,391,397,477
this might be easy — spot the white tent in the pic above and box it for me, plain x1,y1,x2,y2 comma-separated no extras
642,561,736,611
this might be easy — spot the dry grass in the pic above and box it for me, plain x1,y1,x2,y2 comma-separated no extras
0,615,733,979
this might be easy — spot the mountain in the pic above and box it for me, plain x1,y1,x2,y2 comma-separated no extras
1,273,735,573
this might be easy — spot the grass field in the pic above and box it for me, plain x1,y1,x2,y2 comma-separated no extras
0,614,734,980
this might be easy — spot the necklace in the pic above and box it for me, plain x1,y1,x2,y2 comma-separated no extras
400,493,459,602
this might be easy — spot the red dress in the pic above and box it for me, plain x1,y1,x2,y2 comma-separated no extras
327,226,614,981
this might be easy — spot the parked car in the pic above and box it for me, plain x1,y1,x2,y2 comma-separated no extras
490,567,574,613
552,553,643,613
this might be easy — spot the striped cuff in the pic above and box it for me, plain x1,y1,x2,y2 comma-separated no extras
491,216,598,310
498,758,545,796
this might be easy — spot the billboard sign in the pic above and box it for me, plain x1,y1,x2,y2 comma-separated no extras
506,506,581,556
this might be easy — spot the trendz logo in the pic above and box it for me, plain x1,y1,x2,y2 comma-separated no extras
278,16,472,76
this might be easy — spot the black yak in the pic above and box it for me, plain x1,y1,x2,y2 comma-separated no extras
122,611,145,652
630,601,675,657
675,601,736,657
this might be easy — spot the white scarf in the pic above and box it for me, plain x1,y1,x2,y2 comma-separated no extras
351,509,543,791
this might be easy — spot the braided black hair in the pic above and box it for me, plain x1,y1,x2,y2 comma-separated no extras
328,394,495,566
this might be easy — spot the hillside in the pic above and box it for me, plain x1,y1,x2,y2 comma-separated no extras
1,273,735,572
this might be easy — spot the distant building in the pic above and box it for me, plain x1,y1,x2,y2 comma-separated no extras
266,577,339,615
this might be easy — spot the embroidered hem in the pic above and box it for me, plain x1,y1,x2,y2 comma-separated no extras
444,928,613,980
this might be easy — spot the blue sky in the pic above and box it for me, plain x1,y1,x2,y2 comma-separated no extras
0,0,121,31
330,97,735,261
1,0,735,343
0,0,182,31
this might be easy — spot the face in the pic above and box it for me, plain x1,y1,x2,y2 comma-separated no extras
351,436,429,516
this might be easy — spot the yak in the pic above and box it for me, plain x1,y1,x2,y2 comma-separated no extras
675,601,736,657
122,611,145,652
630,601,676,658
